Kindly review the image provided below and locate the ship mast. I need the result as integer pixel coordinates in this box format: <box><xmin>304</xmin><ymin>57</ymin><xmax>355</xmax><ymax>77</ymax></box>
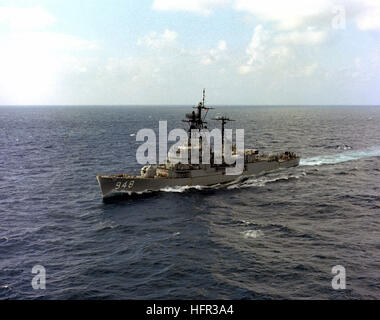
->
<box><xmin>182</xmin><ymin>88</ymin><xmax>213</xmax><ymax>133</ymax></box>
<box><xmin>202</xmin><ymin>88</ymin><xmax>205</xmax><ymax>108</ymax></box>
<box><xmin>212</xmin><ymin>116</ymin><xmax>235</xmax><ymax>163</ymax></box>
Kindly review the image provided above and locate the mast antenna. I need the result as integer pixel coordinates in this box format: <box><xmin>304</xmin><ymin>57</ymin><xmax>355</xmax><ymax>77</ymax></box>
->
<box><xmin>212</xmin><ymin>116</ymin><xmax>235</xmax><ymax>162</ymax></box>
<box><xmin>182</xmin><ymin>88</ymin><xmax>213</xmax><ymax>132</ymax></box>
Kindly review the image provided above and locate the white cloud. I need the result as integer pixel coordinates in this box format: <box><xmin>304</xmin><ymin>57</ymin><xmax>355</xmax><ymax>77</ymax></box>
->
<box><xmin>0</xmin><ymin>7</ymin><xmax>56</xmax><ymax>29</ymax></box>
<box><xmin>0</xmin><ymin>21</ymin><xmax>99</xmax><ymax>104</ymax></box>
<box><xmin>274</xmin><ymin>28</ymin><xmax>327</xmax><ymax>45</ymax></box>
<box><xmin>201</xmin><ymin>40</ymin><xmax>227</xmax><ymax>65</ymax></box>
<box><xmin>234</xmin><ymin>0</ymin><xmax>331</xmax><ymax>30</ymax></box>
<box><xmin>302</xmin><ymin>62</ymin><xmax>318</xmax><ymax>76</ymax></box>
<box><xmin>238</xmin><ymin>25</ymin><xmax>270</xmax><ymax>74</ymax></box>
<box><xmin>152</xmin><ymin>0</ymin><xmax>332</xmax><ymax>27</ymax></box>
<box><xmin>2</xmin><ymin>32</ymin><xmax>99</xmax><ymax>52</ymax></box>
<box><xmin>137</xmin><ymin>29</ymin><xmax>178</xmax><ymax>49</ymax></box>
<box><xmin>152</xmin><ymin>0</ymin><xmax>231</xmax><ymax>16</ymax></box>
<box><xmin>238</xmin><ymin>24</ymin><xmax>323</xmax><ymax>77</ymax></box>
<box><xmin>217</xmin><ymin>40</ymin><xmax>227</xmax><ymax>51</ymax></box>
<box><xmin>152</xmin><ymin>0</ymin><xmax>380</xmax><ymax>31</ymax></box>
<box><xmin>245</xmin><ymin>25</ymin><xmax>269</xmax><ymax>65</ymax></box>
<box><xmin>237</xmin><ymin>65</ymin><xmax>251</xmax><ymax>75</ymax></box>
<box><xmin>353</xmin><ymin>0</ymin><xmax>380</xmax><ymax>30</ymax></box>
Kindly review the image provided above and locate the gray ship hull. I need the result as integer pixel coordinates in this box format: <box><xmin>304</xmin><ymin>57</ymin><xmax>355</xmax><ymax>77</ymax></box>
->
<box><xmin>97</xmin><ymin>158</ymin><xmax>300</xmax><ymax>200</ymax></box>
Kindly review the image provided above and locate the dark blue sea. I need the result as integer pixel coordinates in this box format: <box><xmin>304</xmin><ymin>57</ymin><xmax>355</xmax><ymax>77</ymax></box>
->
<box><xmin>1</xmin><ymin>105</ymin><xmax>380</xmax><ymax>299</ymax></box>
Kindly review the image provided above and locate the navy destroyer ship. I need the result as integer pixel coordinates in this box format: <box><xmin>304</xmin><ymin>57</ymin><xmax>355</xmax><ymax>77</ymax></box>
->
<box><xmin>97</xmin><ymin>90</ymin><xmax>300</xmax><ymax>199</ymax></box>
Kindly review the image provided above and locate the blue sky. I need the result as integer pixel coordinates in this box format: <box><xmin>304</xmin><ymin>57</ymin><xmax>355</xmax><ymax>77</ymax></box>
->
<box><xmin>0</xmin><ymin>0</ymin><xmax>379</xmax><ymax>105</ymax></box>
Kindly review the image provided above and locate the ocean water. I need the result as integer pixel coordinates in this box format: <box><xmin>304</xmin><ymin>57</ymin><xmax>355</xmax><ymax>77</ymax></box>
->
<box><xmin>0</xmin><ymin>105</ymin><xmax>380</xmax><ymax>299</ymax></box>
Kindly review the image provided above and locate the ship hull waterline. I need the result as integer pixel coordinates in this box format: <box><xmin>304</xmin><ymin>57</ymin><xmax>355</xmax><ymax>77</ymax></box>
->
<box><xmin>97</xmin><ymin>158</ymin><xmax>300</xmax><ymax>200</ymax></box>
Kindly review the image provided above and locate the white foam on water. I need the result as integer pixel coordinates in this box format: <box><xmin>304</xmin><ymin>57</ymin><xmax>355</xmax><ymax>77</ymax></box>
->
<box><xmin>160</xmin><ymin>185</ymin><xmax>205</xmax><ymax>193</ymax></box>
<box><xmin>239</xmin><ymin>220</ymin><xmax>254</xmax><ymax>226</ymax></box>
<box><xmin>159</xmin><ymin>173</ymin><xmax>301</xmax><ymax>193</ymax></box>
<box><xmin>227</xmin><ymin>171</ymin><xmax>305</xmax><ymax>190</ymax></box>
<box><xmin>300</xmin><ymin>147</ymin><xmax>380</xmax><ymax>166</ymax></box>
<box><xmin>242</xmin><ymin>229</ymin><xmax>264</xmax><ymax>239</ymax></box>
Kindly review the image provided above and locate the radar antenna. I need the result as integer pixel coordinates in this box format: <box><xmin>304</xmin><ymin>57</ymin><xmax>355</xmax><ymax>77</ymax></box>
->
<box><xmin>182</xmin><ymin>89</ymin><xmax>214</xmax><ymax>133</ymax></box>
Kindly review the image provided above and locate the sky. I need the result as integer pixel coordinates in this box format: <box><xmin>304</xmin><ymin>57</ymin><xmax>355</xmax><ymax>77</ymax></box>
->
<box><xmin>0</xmin><ymin>0</ymin><xmax>379</xmax><ymax>105</ymax></box>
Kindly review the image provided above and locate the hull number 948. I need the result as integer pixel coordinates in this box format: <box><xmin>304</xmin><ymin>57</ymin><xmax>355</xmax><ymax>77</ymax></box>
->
<box><xmin>115</xmin><ymin>180</ymin><xmax>134</xmax><ymax>190</ymax></box>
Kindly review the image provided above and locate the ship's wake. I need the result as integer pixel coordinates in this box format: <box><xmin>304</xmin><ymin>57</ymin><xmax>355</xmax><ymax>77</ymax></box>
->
<box><xmin>300</xmin><ymin>146</ymin><xmax>380</xmax><ymax>166</ymax></box>
<box><xmin>226</xmin><ymin>171</ymin><xmax>306</xmax><ymax>189</ymax></box>
<box><xmin>159</xmin><ymin>170</ymin><xmax>306</xmax><ymax>193</ymax></box>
